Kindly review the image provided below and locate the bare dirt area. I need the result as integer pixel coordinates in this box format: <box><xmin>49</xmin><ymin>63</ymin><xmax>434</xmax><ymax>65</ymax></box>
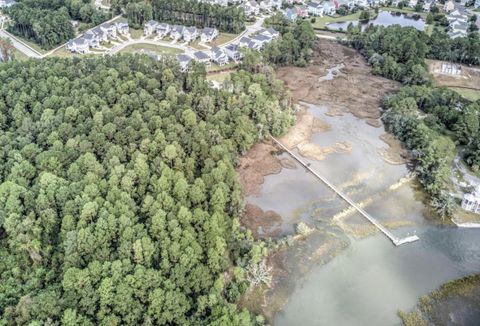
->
<box><xmin>277</xmin><ymin>40</ymin><xmax>399</xmax><ymax>120</ymax></box>
<box><xmin>427</xmin><ymin>59</ymin><xmax>480</xmax><ymax>90</ymax></box>
<box><xmin>242</xmin><ymin>204</ymin><xmax>283</xmax><ymax>239</ymax></box>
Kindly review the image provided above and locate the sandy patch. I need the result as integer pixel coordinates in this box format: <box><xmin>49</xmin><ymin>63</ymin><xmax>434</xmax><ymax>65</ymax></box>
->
<box><xmin>377</xmin><ymin>133</ymin><xmax>410</xmax><ymax>165</ymax></box>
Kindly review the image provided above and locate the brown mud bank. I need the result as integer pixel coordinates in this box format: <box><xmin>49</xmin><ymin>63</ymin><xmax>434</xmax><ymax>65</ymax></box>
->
<box><xmin>276</xmin><ymin>40</ymin><xmax>399</xmax><ymax>120</ymax></box>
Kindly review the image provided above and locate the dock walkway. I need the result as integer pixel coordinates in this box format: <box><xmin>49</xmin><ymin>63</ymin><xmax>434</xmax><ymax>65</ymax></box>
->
<box><xmin>271</xmin><ymin>137</ymin><xmax>419</xmax><ymax>246</ymax></box>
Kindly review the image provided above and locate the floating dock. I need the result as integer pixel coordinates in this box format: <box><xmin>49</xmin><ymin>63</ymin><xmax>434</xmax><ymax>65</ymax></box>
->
<box><xmin>271</xmin><ymin>136</ymin><xmax>419</xmax><ymax>246</ymax></box>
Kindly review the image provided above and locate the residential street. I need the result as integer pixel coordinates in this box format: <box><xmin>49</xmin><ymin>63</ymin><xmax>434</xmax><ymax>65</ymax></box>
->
<box><xmin>0</xmin><ymin>29</ymin><xmax>42</xmax><ymax>58</ymax></box>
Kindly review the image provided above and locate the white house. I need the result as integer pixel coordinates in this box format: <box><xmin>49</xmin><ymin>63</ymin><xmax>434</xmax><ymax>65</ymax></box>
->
<box><xmin>156</xmin><ymin>23</ymin><xmax>171</xmax><ymax>38</ymax></box>
<box><xmin>201</xmin><ymin>27</ymin><xmax>219</xmax><ymax>43</ymax></box>
<box><xmin>193</xmin><ymin>50</ymin><xmax>211</xmax><ymax>65</ymax></box>
<box><xmin>210</xmin><ymin>47</ymin><xmax>229</xmax><ymax>66</ymax></box>
<box><xmin>177</xmin><ymin>54</ymin><xmax>193</xmax><ymax>72</ymax></box>
<box><xmin>0</xmin><ymin>0</ymin><xmax>15</xmax><ymax>7</ymax></box>
<box><xmin>66</xmin><ymin>38</ymin><xmax>90</xmax><ymax>54</ymax></box>
<box><xmin>307</xmin><ymin>2</ymin><xmax>325</xmax><ymax>16</ymax></box>
<box><xmin>258</xmin><ymin>27</ymin><xmax>280</xmax><ymax>39</ymax></box>
<box><xmin>408</xmin><ymin>0</ymin><xmax>418</xmax><ymax>8</ymax></box>
<box><xmin>251</xmin><ymin>33</ymin><xmax>272</xmax><ymax>48</ymax></box>
<box><xmin>89</xmin><ymin>27</ymin><xmax>108</xmax><ymax>43</ymax></box>
<box><xmin>323</xmin><ymin>2</ymin><xmax>336</xmax><ymax>16</ymax></box>
<box><xmin>461</xmin><ymin>187</ymin><xmax>480</xmax><ymax>214</ymax></box>
<box><xmin>100</xmin><ymin>23</ymin><xmax>117</xmax><ymax>39</ymax></box>
<box><xmin>224</xmin><ymin>43</ymin><xmax>242</xmax><ymax>61</ymax></box>
<box><xmin>242</xmin><ymin>0</ymin><xmax>260</xmax><ymax>16</ymax></box>
<box><xmin>183</xmin><ymin>26</ymin><xmax>199</xmax><ymax>43</ymax></box>
<box><xmin>116</xmin><ymin>22</ymin><xmax>130</xmax><ymax>35</ymax></box>
<box><xmin>170</xmin><ymin>25</ymin><xmax>185</xmax><ymax>40</ymax></box>
<box><xmin>444</xmin><ymin>0</ymin><xmax>455</xmax><ymax>12</ymax></box>
<box><xmin>475</xmin><ymin>0</ymin><xmax>480</xmax><ymax>9</ymax></box>
<box><xmin>144</xmin><ymin>20</ymin><xmax>158</xmax><ymax>36</ymax></box>
<box><xmin>83</xmin><ymin>33</ymin><xmax>100</xmax><ymax>48</ymax></box>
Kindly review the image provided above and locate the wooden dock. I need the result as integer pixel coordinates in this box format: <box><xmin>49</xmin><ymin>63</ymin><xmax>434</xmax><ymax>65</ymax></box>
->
<box><xmin>271</xmin><ymin>137</ymin><xmax>419</xmax><ymax>246</ymax></box>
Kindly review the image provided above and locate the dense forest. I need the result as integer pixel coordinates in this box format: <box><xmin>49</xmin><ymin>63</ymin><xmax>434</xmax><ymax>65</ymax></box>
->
<box><xmin>0</xmin><ymin>55</ymin><xmax>294</xmax><ymax>324</ymax></box>
<box><xmin>383</xmin><ymin>86</ymin><xmax>480</xmax><ymax>217</ymax></box>
<box><xmin>262</xmin><ymin>14</ymin><xmax>317</xmax><ymax>67</ymax></box>
<box><xmin>347</xmin><ymin>25</ymin><xmax>480</xmax><ymax>85</ymax></box>
<box><xmin>347</xmin><ymin>24</ymin><xmax>480</xmax><ymax>216</ymax></box>
<box><xmin>120</xmin><ymin>0</ymin><xmax>245</xmax><ymax>33</ymax></box>
<box><xmin>6</xmin><ymin>0</ymin><xmax>110</xmax><ymax>49</ymax></box>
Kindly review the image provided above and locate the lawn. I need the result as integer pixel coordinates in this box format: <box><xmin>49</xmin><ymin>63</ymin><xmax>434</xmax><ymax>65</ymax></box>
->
<box><xmin>207</xmin><ymin>62</ymin><xmax>237</xmax><ymax>72</ymax></box>
<box><xmin>207</xmin><ymin>71</ymin><xmax>233</xmax><ymax>83</ymax></box>
<box><xmin>130</xmin><ymin>28</ymin><xmax>144</xmax><ymax>39</ymax></box>
<box><xmin>450</xmin><ymin>87</ymin><xmax>480</xmax><ymax>102</ymax></box>
<box><xmin>12</xmin><ymin>49</ymin><xmax>29</xmax><ymax>61</ymax></box>
<box><xmin>312</xmin><ymin>11</ymin><xmax>365</xmax><ymax>29</ymax></box>
<box><xmin>118</xmin><ymin>43</ymin><xmax>182</xmax><ymax>56</ymax></box>
<box><xmin>209</xmin><ymin>33</ymin><xmax>238</xmax><ymax>47</ymax></box>
<box><xmin>380</xmin><ymin>6</ymin><xmax>427</xmax><ymax>17</ymax></box>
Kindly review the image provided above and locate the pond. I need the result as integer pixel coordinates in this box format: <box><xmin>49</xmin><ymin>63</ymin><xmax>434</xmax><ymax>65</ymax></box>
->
<box><xmin>326</xmin><ymin>11</ymin><xmax>425</xmax><ymax>31</ymax></box>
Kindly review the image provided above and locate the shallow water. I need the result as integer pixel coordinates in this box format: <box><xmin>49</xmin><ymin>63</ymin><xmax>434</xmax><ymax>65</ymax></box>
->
<box><xmin>246</xmin><ymin>103</ymin><xmax>480</xmax><ymax>325</ymax></box>
<box><xmin>275</xmin><ymin>227</ymin><xmax>480</xmax><ymax>326</ymax></box>
<box><xmin>327</xmin><ymin>11</ymin><xmax>425</xmax><ymax>31</ymax></box>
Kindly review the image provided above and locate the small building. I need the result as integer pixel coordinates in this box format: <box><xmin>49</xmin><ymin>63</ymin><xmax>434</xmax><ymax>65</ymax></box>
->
<box><xmin>461</xmin><ymin>187</ymin><xmax>480</xmax><ymax>214</ymax></box>
<box><xmin>193</xmin><ymin>50</ymin><xmax>211</xmax><ymax>65</ymax></box>
<box><xmin>307</xmin><ymin>2</ymin><xmax>325</xmax><ymax>16</ymax></box>
<box><xmin>475</xmin><ymin>0</ymin><xmax>480</xmax><ymax>9</ymax></box>
<box><xmin>116</xmin><ymin>22</ymin><xmax>130</xmax><ymax>35</ymax></box>
<box><xmin>177</xmin><ymin>54</ymin><xmax>193</xmax><ymax>72</ymax></box>
<box><xmin>258</xmin><ymin>27</ymin><xmax>280</xmax><ymax>39</ymax></box>
<box><xmin>66</xmin><ymin>38</ymin><xmax>90</xmax><ymax>53</ymax></box>
<box><xmin>83</xmin><ymin>33</ymin><xmax>101</xmax><ymax>48</ymax></box>
<box><xmin>323</xmin><ymin>2</ymin><xmax>336</xmax><ymax>16</ymax></box>
<box><xmin>224</xmin><ymin>43</ymin><xmax>242</xmax><ymax>61</ymax></box>
<box><xmin>170</xmin><ymin>25</ymin><xmax>185</xmax><ymax>40</ymax></box>
<box><xmin>89</xmin><ymin>27</ymin><xmax>108</xmax><ymax>43</ymax></box>
<box><xmin>444</xmin><ymin>0</ymin><xmax>454</xmax><ymax>12</ymax></box>
<box><xmin>251</xmin><ymin>33</ymin><xmax>272</xmax><ymax>48</ymax></box>
<box><xmin>200</xmin><ymin>27</ymin><xmax>219</xmax><ymax>43</ymax></box>
<box><xmin>100</xmin><ymin>23</ymin><xmax>117</xmax><ymax>39</ymax></box>
<box><xmin>144</xmin><ymin>20</ymin><xmax>158</xmax><ymax>36</ymax></box>
<box><xmin>242</xmin><ymin>0</ymin><xmax>261</xmax><ymax>16</ymax></box>
<box><xmin>156</xmin><ymin>23</ymin><xmax>171</xmax><ymax>38</ymax></box>
<box><xmin>284</xmin><ymin>8</ymin><xmax>298</xmax><ymax>21</ymax></box>
<box><xmin>183</xmin><ymin>26</ymin><xmax>199</xmax><ymax>43</ymax></box>
<box><xmin>210</xmin><ymin>47</ymin><xmax>229</xmax><ymax>66</ymax></box>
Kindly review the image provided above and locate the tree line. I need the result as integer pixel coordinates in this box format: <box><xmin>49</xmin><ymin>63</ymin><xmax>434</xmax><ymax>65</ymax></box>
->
<box><xmin>121</xmin><ymin>0</ymin><xmax>246</xmax><ymax>33</ymax></box>
<box><xmin>6</xmin><ymin>0</ymin><xmax>110</xmax><ymax>49</ymax></box>
<box><xmin>0</xmin><ymin>54</ymin><xmax>294</xmax><ymax>324</ymax></box>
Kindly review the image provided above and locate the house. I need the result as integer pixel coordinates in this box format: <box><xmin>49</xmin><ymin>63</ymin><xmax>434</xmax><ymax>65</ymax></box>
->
<box><xmin>475</xmin><ymin>0</ymin><xmax>480</xmax><ymax>9</ymax></box>
<box><xmin>251</xmin><ymin>34</ymin><xmax>272</xmax><ymax>48</ymax></box>
<box><xmin>177</xmin><ymin>54</ymin><xmax>193</xmax><ymax>72</ymax></box>
<box><xmin>224</xmin><ymin>43</ymin><xmax>242</xmax><ymax>61</ymax></box>
<box><xmin>443</xmin><ymin>0</ymin><xmax>454</xmax><ymax>12</ymax></box>
<box><xmin>448</xmin><ymin>20</ymin><xmax>468</xmax><ymax>38</ymax></box>
<box><xmin>116</xmin><ymin>22</ymin><xmax>130</xmax><ymax>35</ymax></box>
<box><xmin>144</xmin><ymin>20</ymin><xmax>158</xmax><ymax>36</ymax></box>
<box><xmin>408</xmin><ymin>0</ymin><xmax>418</xmax><ymax>8</ymax></box>
<box><xmin>83</xmin><ymin>33</ymin><xmax>100</xmax><ymax>48</ymax></box>
<box><xmin>170</xmin><ymin>25</ymin><xmax>185</xmax><ymax>40</ymax></box>
<box><xmin>100</xmin><ymin>23</ymin><xmax>117</xmax><ymax>38</ymax></box>
<box><xmin>200</xmin><ymin>27</ymin><xmax>219</xmax><ymax>43</ymax></box>
<box><xmin>258</xmin><ymin>27</ymin><xmax>280</xmax><ymax>39</ymax></box>
<box><xmin>66</xmin><ymin>38</ymin><xmax>89</xmax><ymax>54</ymax></box>
<box><xmin>0</xmin><ymin>0</ymin><xmax>15</xmax><ymax>7</ymax></box>
<box><xmin>89</xmin><ymin>27</ymin><xmax>108</xmax><ymax>43</ymax></box>
<box><xmin>284</xmin><ymin>8</ymin><xmax>298</xmax><ymax>20</ymax></box>
<box><xmin>156</xmin><ymin>23</ymin><xmax>171</xmax><ymax>38</ymax></box>
<box><xmin>447</xmin><ymin>10</ymin><xmax>468</xmax><ymax>24</ymax></box>
<box><xmin>242</xmin><ymin>0</ymin><xmax>260</xmax><ymax>16</ymax></box>
<box><xmin>461</xmin><ymin>187</ymin><xmax>480</xmax><ymax>214</ymax></box>
<box><xmin>423</xmin><ymin>0</ymin><xmax>432</xmax><ymax>11</ymax></box>
<box><xmin>260</xmin><ymin>0</ymin><xmax>274</xmax><ymax>11</ymax></box>
<box><xmin>210</xmin><ymin>47</ymin><xmax>229</xmax><ymax>66</ymax></box>
<box><xmin>183</xmin><ymin>26</ymin><xmax>199</xmax><ymax>42</ymax></box>
<box><xmin>193</xmin><ymin>51</ymin><xmax>211</xmax><ymax>65</ymax></box>
<box><xmin>323</xmin><ymin>2</ymin><xmax>336</xmax><ymax>15</ymax></box>
<box><xmin>295</xmin><ymin>6</ymin><xmax>310</xmax><ymax>18</ymax></box>
<box><xmin>307</xmin><ymin>2</ymin><xmax>325</xmax><ymax>16</ymax></box>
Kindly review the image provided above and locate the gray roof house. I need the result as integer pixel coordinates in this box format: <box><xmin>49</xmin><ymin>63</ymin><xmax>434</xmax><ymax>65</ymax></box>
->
<box><xmin>156</xmin><ymin>23</ymin><xmax>171</xmax><ymax>38</ymax></box>
<box><xmin>210</xmin><ymin>47</ymin><xmax>229</xmax><ymax>66</ymax></box>
<box><xmin>183</xmin><ymin>26</ymin><xmax>199</xmax><ymax>42</ymax></box>
<box><xmin>177</xmin><ymin>54</ymin><xmax>193</xmax><ymax>72</ymax></box>
<box><xmin>201</xmin><ymin>27</ymin><xmax>219</xmax><ymax>43</ymax></box>
<box><xmin>170</xmin><ymin>25</ymin><xmax>185</xmax><ymax>40</ymax></box>
<box><xmin>193</xmin><ymin>51</ymin><xmax>211</xmax><ymax>65</ymax></box>
<box><xmin>224</xmin><ymin>43</ymin><xmax>242</xmax><ymax>61</ymax></box>
<box><xmin>66</xmin><ymin>38</ymin><xmax>90</xmax><ymax>53</ymax></box>
<box><xmin>116</xmin><ymin>22</ymin><xmax>130</xmax><ymax>35</ymax></box>
<box><xmin>144</xmin><ymin>20</ymin><xmax>158</xmax><ymax>36</ymax></box>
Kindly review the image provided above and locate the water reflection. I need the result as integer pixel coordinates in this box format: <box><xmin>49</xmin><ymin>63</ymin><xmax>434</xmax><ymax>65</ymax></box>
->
<box><xmin>326</xmin><ymin>11</ymin><xmax>425</xmax><ymax>31</ymax></box>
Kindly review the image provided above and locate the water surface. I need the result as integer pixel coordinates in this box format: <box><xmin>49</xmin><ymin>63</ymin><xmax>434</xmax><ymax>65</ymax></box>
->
<box><xmin>326</xmin><ymin>11</ymin><xmax>425</xmax><ymax>31</ymax></box>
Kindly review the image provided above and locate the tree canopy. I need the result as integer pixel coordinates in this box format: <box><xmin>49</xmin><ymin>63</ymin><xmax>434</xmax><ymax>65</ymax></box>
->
<box><xmin>0</xmin><ymin>54</ymin><xmax>293</xmax><ymax>324</ymax></box>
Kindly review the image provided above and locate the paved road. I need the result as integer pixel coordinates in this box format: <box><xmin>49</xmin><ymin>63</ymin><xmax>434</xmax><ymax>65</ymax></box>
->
<box><xmin>0</xmin><ymin>29</ymin><xmax>42</xmax><ymax>58</ymax></box>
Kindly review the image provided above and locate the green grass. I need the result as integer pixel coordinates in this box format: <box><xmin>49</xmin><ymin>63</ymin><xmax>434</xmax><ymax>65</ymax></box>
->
<box><xmin>206</xmin><ymin>71</ymin><xmax>233</xmax><ymax>83</ymax></box>
<box><xmin>12</xmin><ymin>49</ymin><xmax>29</xmax><ymax>61</ymax></box>
<box><xmin>207</xmin><ymin>62</ymin><xmax>237</xmax><ymax>72</ymax></box>
<box><xmin>118</xmin><ymin>43</ymin><xmax>182</xmax><ymax>56</ymax></box>
<box><xmin>450</xmin><ymin>87</ymin><xmax>480</xmax><ymax>102</ymax></box>
<box><xmin>312</xmin><ymin>11</ymin><xmax>364</xmax><ymax>29</ymax></box>
<box><xmin>209</xmin><ymin>33</ymin><xmax>238</xmax><ymax>46</ymax></box>
<box><xmin>380</xmin><ymin>6</ymin><xmax>427</xmax><ymax>17</ymax></box>
<box><xmin>130</xmin><ymin>28</ymin><xmax>144</xmax><ymax>39</ymax></box>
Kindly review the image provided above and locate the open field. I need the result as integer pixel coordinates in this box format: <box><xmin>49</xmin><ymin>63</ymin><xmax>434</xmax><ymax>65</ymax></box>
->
<box><xmin>427</xmin><ymin>59</ymin><xmax>480</xmax><ymax>97</ymax></box>
<box><xmin>312</xmin><ymin>12</ymin><xmax>364</xmax><ymax>29</ymax></box>
<box><xmin>209</xmin><ymin>33</ymin><xmax>238</xmax><ymax>46</ymax></box>
<box><xmin>118</xmin><ymin>43</ymin><xmax>182</xmax><ymax>55</ymax></box>
<box><xmin>206</xmin><ymin>71</ymin><xmax>232</xmax><ymax>83</ymax></box>
<box><xmin>450</xmin><ymin>87</ymin><xmax>480</xmax><ymax>102</ymax></box>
